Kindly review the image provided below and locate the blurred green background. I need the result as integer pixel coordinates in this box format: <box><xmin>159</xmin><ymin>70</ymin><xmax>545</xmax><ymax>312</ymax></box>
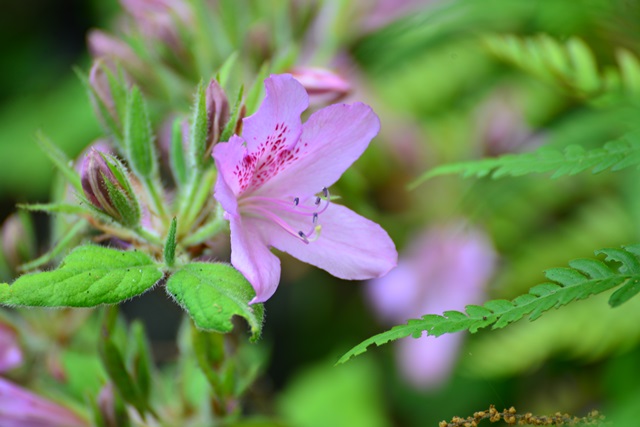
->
<box><xmin>3</xmin><ymin>0</ymin><xmax>640</xmax><ymax>426</ymax></box>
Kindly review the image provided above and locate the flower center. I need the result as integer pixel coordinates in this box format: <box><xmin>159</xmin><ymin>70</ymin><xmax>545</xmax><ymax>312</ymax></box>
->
<box><xmin>240</xmin><ymin>187</ymin><xmax>330</xmax><ymax>244</ymax></box>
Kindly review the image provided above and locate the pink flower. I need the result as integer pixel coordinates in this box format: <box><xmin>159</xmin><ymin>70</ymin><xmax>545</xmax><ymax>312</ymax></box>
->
<box><xmin>213</xmin><ymin>74</ymin><xmax>397</xmax><ymax>303</ymax></box>
<box><xmin>0</xmin><ymin>378</ymin><xmax>88</xmax><ymax>427</ymax></box>
<box><xmin>367</xmin><ymin>223</ymin><xmax>496</xmax><ymax>389</ymax></box>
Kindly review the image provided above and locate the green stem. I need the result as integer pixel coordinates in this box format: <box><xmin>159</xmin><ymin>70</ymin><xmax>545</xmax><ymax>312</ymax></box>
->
<box><xmin>143</xmin><ymin>178</ymin><xmax>169</xmax><ymax>224</ymax></box>
<box><xmin>177</xmin><ymin>166</ymin><xmax>217</xmax><ymax>236</ymax></box>
<box><xmin>182</xmin><ymin>214</ymin><xmax>228</xmax><ymax>247</ymax></box>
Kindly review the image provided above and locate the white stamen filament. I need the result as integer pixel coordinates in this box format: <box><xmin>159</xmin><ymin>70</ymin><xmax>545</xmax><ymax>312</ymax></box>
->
<box><xmin>241</xmin><ymin>188</ymin><xmax>330</xmax><ymax>244</ymax></box>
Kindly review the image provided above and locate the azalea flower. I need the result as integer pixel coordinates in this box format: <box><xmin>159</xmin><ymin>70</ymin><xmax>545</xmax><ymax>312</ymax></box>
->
<box><xmin>366</xmin><ymin>222</ymin><xmax>496</xmax><ymax>389</ymax></box>
<box><xmin>213</xmin><ymin>74</ymin><xmax>397</xmax><ymax>303</ymax></box>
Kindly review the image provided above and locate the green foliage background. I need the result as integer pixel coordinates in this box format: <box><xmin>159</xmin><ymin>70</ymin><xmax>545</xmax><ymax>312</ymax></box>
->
<box><xmin>2</xmin><ymin>0</ymin><xmax>640</xmax><ymax>426</ymax></box>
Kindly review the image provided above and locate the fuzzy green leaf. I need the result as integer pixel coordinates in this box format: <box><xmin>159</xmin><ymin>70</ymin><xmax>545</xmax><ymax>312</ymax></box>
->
<box><xmin>411</xmin><ymin>133</ymin><xmax>640</xmax><ymax>187</ymax></box>
<box><xmin>0</xmin><ymin>245</ymin><xmax>163</xmax><ymax>307</ymax></box>
<box><xmin>337</xmin><ymin>245</ymin><xmax>640</xmax><ymax>365</ymax></box>
<box><xmin>124</xmin><ymin>86</ymin><xmax>157</xmax><ymax>179</ymax></box>
<box><xmin>170</xmin><ymin>117</ymin><xmax>188</xmax><ymax>186</ymax></box>
<box><xmin>189</xmin><ymin>81</ymin><xmax>209</xmax><ymax>169</ymax></box>
<box><xmin>163</xmin><ymin>217</ymin><xmax>178</xmax><ymax>267</ymax></box>
<box><xmin>166</xmin><ymin>263</ymin><xmax>264</xmax><ymax>341</ymax></box>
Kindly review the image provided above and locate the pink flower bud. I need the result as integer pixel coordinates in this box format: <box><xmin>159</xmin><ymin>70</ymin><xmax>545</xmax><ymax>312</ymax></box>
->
<box><xmin>81</xmin><ymin>149</ymin><xmax>140</xmax><ymax>226</ymax></box>
<box><xmin>120</xmin><ymin>0</ymin><xmax>192</xmax><ymax>52</ymax></box>
<box><xmin>290</xmin><ymin>67</ymin><xmax>351</xmax><ymax>105</ymax></box>
<box><xmin>205</xmin><ymin>79</ymin><xmax>230</xmax><ymax>148</ymax></box>
<box><xmin>87</xmin><ymin>30</ymin><xmax>145</xmax><ymax>73</ymax></box>
<box><xmin>0</xmin><ymin>378</ymin><xmax>88</xmax><ymax>426</ymax></box>
<box><xmin>88</xmin><ymin>60</ymin><xmax>120</xmax><ymax>129</ymax></box>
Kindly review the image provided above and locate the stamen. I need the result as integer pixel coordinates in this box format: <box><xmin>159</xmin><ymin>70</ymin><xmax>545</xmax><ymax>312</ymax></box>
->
<box><xmin>240</xmin><ymin>186</ymin><xmax>331</xmax><ymax>245</ymax></box>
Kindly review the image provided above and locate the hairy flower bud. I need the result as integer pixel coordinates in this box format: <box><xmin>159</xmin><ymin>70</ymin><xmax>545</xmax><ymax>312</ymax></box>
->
<box><xmin>81</xmin><ymin>149</ymin><xmax>141</xmax><ymax>227</ymax></box>
<box><xmin>205</xmin><ymin>79</ymin><xmax>230</xmax><ymax>149</ymax></box>
<box><xmin>290</xmin><ymin>67</ymin><xmax>351</xmax><ymax>105</ymax></box>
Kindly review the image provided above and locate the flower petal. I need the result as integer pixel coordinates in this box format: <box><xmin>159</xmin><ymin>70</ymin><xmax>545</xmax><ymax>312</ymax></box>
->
<box><xmin>229</xmin><ymin>216</ymin><xmax>281</xmax><ymax>304</ymax></box>
<box><xmin>259</xmin><ymin>102</ymin><xmax>380</xmax><ymax>197</ymax></box>
<box><xmin>266</xmin><ymin>203</ymin><xmax>397</xmax><ymax>280</ymax></box>
<box><xmin>213</xmin><ymin>135</ymin><xmax>245</xmax><ymax>213</ymax></box>
<box><xmin>242</xmin><ymin>74</ymin><xmax>308</xmax><ymax>153</ymax></box>
<box><xmin>397</xmin><ymin>332</ymin><xmax>462</xmax><ymax>390</ymax></box>
<box><xmin>0</xmin><ymin>378</ymin><xmax>88</xmax><ymax>427</ymax></box>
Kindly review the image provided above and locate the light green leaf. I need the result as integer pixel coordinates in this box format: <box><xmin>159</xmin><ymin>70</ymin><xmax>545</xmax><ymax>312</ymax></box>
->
<box><xmin>163</xmin><ymin>217</ymin><xmax>178</xmax><ymax>267</ymax></box>
<box><xmin>35</xmin><ymin>132</ymin><xmax>83</xmax><ymax>193</ymax></box>
<box><xmin>124</xmin><ymin>86</ymin><xmax>156</xmax><ymax>180</ymax></box>
<box><xmin>166</xmin><ymin>263</ymin><xmax>264</xmax><ymax>341</ymax></box>
<box><xmin>0</xmin><ymin>245</ymin><xmax>163</xmax><ymax>307</ymax></box>
<box><xmin>337</xmin><ymin>245</ymin><xmax>640</xmax><ymax>365</ymax></box>
<box><xmin>189</xmin><ymin>80</ymin><xmax>209</xmax><ymax>169</ymax></box>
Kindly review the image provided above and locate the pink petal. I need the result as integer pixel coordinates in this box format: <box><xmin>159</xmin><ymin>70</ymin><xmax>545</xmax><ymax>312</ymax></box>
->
<box><xmin>259</xmin><ymin>102</ymin><xmax>380</xmax><ymax>197</ymax></box>
<box><xmin>229</xmin><ymin>216</ymin><xmax>281</xmax><ymax>304</ymax></box>
<box><xmin>213</xmin><ymin>135</ymin><xmax>245</xmax><ymax>213</ymax></box>
<box><xmin>366</xmin><ymin>262</ymin><xmax>420</xmax><ymax>323</ymax></box>
<box><xmin>0</xmin><ymin>378</ymin><xmax>88</xmax><ymax>427</ymax></box>
<box><xmin>397</xmin><ymin>332</ymin><xmax>463</xmax><ymax>390</ymax></box>
<box><xmin>265</xmin><ymin>203</ymin><xmax>397</xmax><ymax>281</ymax></box>
<box><xmin>241</xmin><ymin>74</ymin><xmax>308</xmax><ymax>153</ymax></box>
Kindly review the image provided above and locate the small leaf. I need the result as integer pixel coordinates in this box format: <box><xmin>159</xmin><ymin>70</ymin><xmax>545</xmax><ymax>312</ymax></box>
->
<box><xmin>189</xmin><ymin>81</ymin><xmax>209</xmax><ymax>169</ymax></box>
<box><xmin>609</xmin><ymin>279</ymin><xmax>640</xmax><ymax>307</ymax></box>
<box><xmin>36</xmin><ymin>132</ymin><xmax>83</xmax><ymax>193</ymax></box>
<box><xmin>166</xmin><ymin>263</ymin><xmax>264</xmax><ymax>341</ymax></box>
<box><xmin>125</xmin><ymin>86</ymin><xmax>157</xmax><ymax>180</ymax></box>
<box><xmin>164</xmin><ymin>217</ymin><xmax>178</xmax><ymax>267</ymax></box>
<box><xmin>0</xmin><ymin>245</ymin><xmax>163</xmax><ymax>307</ymax></box>
<box><xmin>129</xmin><ymin>321</ymin><xmax>153</xmax><ymax>401</ymax></box>
<box><xmin>219</xmin><ymin>85</ymin><xmax>244</xmax><ymax>142</ymax></box>
<box><xmin>170</xmin><ymin>117</ymin><xmax>188</xmax><ymax>186</ymax></box>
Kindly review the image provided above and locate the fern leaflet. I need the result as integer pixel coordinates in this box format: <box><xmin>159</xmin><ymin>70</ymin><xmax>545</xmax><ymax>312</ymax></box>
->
<box><xmin>410</xmin><ymin>132</ymin><xmax>640</xmax><ymax>187</ymax></box>
<box><xmin>337</xmin><ymin>245</ymin><xmax>640</xmax><ymax>365</ymax></box>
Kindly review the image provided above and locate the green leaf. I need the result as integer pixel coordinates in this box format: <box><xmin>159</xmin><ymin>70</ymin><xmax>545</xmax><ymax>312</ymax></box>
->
<box><xmin>164</xmin><ymin>217</ymin><xmax>178</xmax><ymax>267</ymax></box>
<box><xmin>166</xmin><ymin>263</ymin><xmax>264</xmax><ymax>341</ymax></box>
<box><xmin>128</xmin><ymin>321</ymin><xmax>153</xmax><ymax>402</ymax></box>
<box><xmin>411</xmin><ymin>133</ymin><xmax>640</xmax><ymax>187</ymax></box>
<box><xmin>170</xmin><ymin>117</ymin><xmax>188</xmax><ymax>186</ymax></box>
<box><xmin>337</xmin><ymin>244</ymin><xmax>640</xmax><ymax>365</ymax></box>
<box><xmin>124</xmin><ymin>86</ymin><xmax>156</xmax><ymax>180</ymax></box>
<box><xmin>100</xmin><ymin>333</ymin><xmax>149</xmax><ymax>417</ymax></box>
<box><xmin>18</xmin><ymin>202</ymin><xmax>88</xmax><ymax>215</ymax></box>
<box><xmin>189</xmin><ymin>80</ymin><xmax>209</xmax><ymax>169</ymax></box>
<box><xmin>35</xmin><ymin>132</ymin><xmax>83</xmax><ymax>193</ymax></box>
<box><xmin>220</xmin><ymin>85</ymin><xmax>244</xmax><ymax>143</ymax></box>
<box><xmin>0</xmin><ymin>245</ymin><xmax>163</xmax><ymax>307</ymax></box>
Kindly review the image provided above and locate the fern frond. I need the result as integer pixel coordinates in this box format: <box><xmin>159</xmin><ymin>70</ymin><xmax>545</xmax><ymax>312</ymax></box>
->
<box><xmin>410</xmin><ymin>132</ymin><xmax>640</xmax><ymax>187</ymax></box>
<box><xmin>337</xmin><ymin>245</ymin><xmax>640</xmax><ymax>365</ymax></box>
<box><xmin>485</xmin><ymin>34</ymin><xmax>640</xmax><ymax>97</ymax></box>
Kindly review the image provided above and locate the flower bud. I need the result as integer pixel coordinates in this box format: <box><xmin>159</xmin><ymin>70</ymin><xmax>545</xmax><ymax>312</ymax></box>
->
<box><xmin>81</xmin><ymin>149</ymin><xmax>141</xmax><ymax>227</ymax></box>
<box><xmin>88</xmin><ymin>60</ymin><xmax>127</xmax><ymax>136</ymax></box>
<box><xmin>121</xmin><ymin>0</ymin><xmax>193</xmax><ymax>52</ymax></box>
<box><xmin>290</xmin><ymin>67</ymin><xmax>351</xmax><ymax>105</ymax></box>
<box><xmin>205</xmin><ymin>79</ymin><xmax>230</xmax><ymax>150</ymax></box>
